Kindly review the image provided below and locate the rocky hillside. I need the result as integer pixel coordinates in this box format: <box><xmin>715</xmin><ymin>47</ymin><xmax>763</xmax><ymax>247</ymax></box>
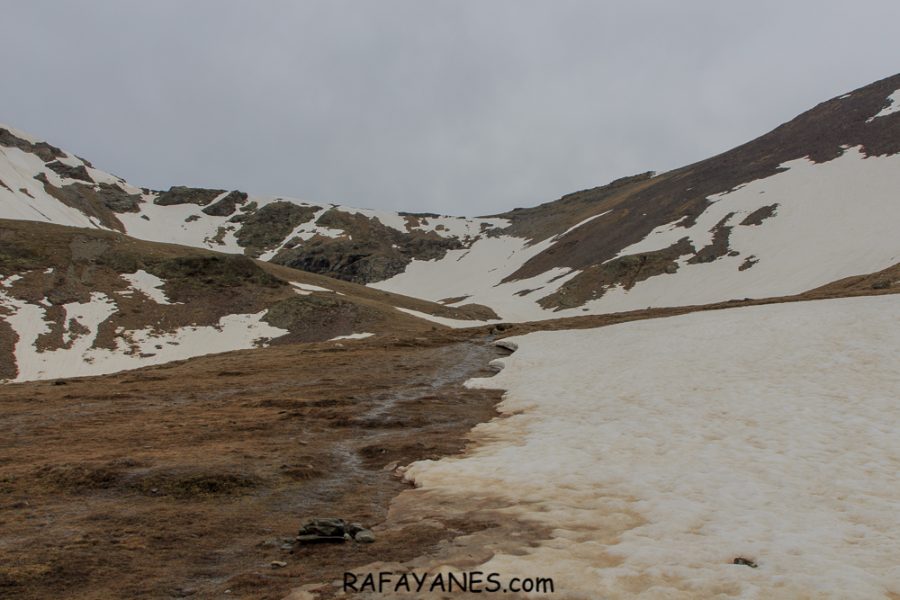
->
<box><xmin>2</xmin><ymin>74</ymin><xmax>900</xmax><ymax>322</ymax></box>
<box><xmin>0</xmin><ymin>124</ymin><xmax>505</xmax><ymax>284</ymax></box>
<box><xmin>0</xmin><ymin>219</ymin><xmax>495</xmax><ymax>382</ymax></box>
<box><xmin>372</xmin><ymin>73</ymin><xmax>900</xmax><ymax>318</ymax></box>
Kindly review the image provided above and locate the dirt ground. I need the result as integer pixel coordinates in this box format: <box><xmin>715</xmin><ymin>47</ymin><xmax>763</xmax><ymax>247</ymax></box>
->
<box><xmin>1</xmin><ymin>267</ymin><xmax>896</xmax><ymax>599</ymax></box>
<box><xmin>0</xmin><ymin>331</ymin><xmax>506</xmax><ymax>599</ymax></box>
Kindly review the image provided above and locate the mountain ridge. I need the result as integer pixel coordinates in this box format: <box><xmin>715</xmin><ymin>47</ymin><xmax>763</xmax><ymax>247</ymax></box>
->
<box><xmin>2</xmin><ymin>72</ymin><xmax>900</xmax><ymax>326</ymax></box>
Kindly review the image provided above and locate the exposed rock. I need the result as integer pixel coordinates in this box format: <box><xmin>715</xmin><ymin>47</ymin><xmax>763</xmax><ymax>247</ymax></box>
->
<box><xmin>740</xmin><ymin>203</ymin><xmax>779</xmax><ymax>226</ymax></box>
<box><xmin>353</xmin><ymin>529</ymin><xmax>375</xmax><ymax>543</ymax></box>
<box><xmin>688</xmin><ymin>213</ymin><xmax>735</xmax><ymax>264</ymax></box>
<box><xmin>95</xmin><ymin>182</ymin><xmax>142</xmax><ymax>213</ymax></box>
<box><xmin>439</xmin><ymin>295</ymin><xmax>470</xmax><ymax>304</ymax></box>
<box><xmin>733</xmin><ymin>557</ymin><xmax>758</xmax><ymax>568</ymax></box>
<box><xmin>32</xmin><ymin>173</ymin><xmax>126</xmax><ymax>230</ymax></box>
<box><xmin>171</xmin><ymin>587</ymin><xmax>197</xmax><ymax>597</ymax></box>
<box><xmin>274</xmin><ymin>238</ymin><xmax>409</xmax><ymax>283</ymax></box>
<box><xmin>154</xmin><ymin>186</ymin><xmax>226</xmax><ymax>207</ymax></box>
<box><xmin>297</xmin><ymin>518</ymin><xmax>349</xmax><ymax>544</ymax></box>
<box><xmin>0</xmin><ymin>127</ymin><xmax>65</xmax><ymax>162</ymax></box>
<box><xmin>272</xmin><ymin>208</ymin><xmax>462</xmax><ymax>284</ymax></box>
<box><xmin>45</xmin><ymin>160</ymin><xmax>93</xmax><ymax>183</ymax></box>
<box><xmin>296</xmin><ymin>518</ymin><xmax>375</xmax><ymax>544</ymax></box>
<box><xmin>739</xmin><ymin>255</ymin><xmax>759</xmax><ymax>271</ymax></box>
<box><xmin>538</xmin><ymin>237</ymin><xmax>694</xmax><ymax>310</ymax></box>
<box><xmin>202</xmin><ymin>190</ymin><xmax>249</xmax><ymax>217</ymax></box>
<box><xmin>234</xmin><ymin>201</ymin><xmax>320</xmax><ymax>256</ymax></box>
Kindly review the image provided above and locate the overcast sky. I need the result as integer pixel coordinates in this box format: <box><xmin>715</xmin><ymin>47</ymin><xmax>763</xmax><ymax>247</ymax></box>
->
<box><xmin>3</xmin><ymin>1</ymin><xmax>900</xmax><ymax>215</ymax></box>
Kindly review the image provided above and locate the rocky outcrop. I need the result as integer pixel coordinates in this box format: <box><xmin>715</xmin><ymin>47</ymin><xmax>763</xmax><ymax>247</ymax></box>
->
<box><xmin>154</xmin><ymin>186</ymin><xmax>226</xmax><ymax>207</ymax></box>
<box><xmin>32</xmin><ymin>173</ymin><xmax>127</xmax><ymax>231</ymax></box>
<box><xmin>740</xmin><ymin>204</ymin><xmax>779</xmax><ymax>226</ymax></box>
<box><xmin>97</xmin><ymin>182</ymin><xmax>142</xmax><ymax>213</ymax></box>
<box><xmin>45</xmin><ymin>160</ymin><xmax>93</xmax><ymax>183</ymax></box>
<box><xmin>538</xmin><ymin>238</ymin><xmax>695</xmax><ymax>310</ymax></box>
<box><xmin>201</xmin><ymin>190</ymin><xmax>248</xmax><ymax>217</ymax></box>
<box><xmin>272</xmin><ymin>208</ymin><xmax>462</xmax><ymax>283</ymax></box>
<box><xmin>234</xmin><ymin>200</ymin><xmax>320</xmax><ymax>256</ymax></box>
<box><xmin>688</xmin><ymin>213</ymin><xmax>736</xmax><ymax>264</ymax></box>
<box><xmin>0</xmin><ymin>127</ymin><xmax>65</xmax><ymax>162</ymax></box>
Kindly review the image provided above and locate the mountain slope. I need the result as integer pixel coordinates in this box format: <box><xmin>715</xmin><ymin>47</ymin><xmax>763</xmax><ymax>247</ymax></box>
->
<box><xmin>0</xmin><ymin>219</ymin><xmax>493</xmax><ymax>382</ymax></box>
<box><xmin>2</xmin><ymin>74</ymin><xmax>900</xmax><ymax>322</ymax></box>
<box><xmin>372</xmin><ymin>73</ymin><xmax>900</xmax><ymax>318</ymax></box>
<box><xmin>0</xmin><ymin>123</ymin><xmax>506</xmax><ymax>284</ymax></box>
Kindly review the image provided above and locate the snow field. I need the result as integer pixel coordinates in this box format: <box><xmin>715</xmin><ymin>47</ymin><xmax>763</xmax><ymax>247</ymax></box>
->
<box><xmin>404</xmin><ymin>295</ymin><xmax>900</xmax><ymax>598</ymax></box>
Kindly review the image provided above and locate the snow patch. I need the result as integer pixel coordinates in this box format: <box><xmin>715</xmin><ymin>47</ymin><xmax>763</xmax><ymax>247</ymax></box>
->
<box><xmin>329</xmin><ymin>332</ymin><xmax>374</xmax><ymax>341</ymax></box>
<box><xmin>120</xmin><ymin>270</ymin><xmax>178</xmax><ymax>305</ymax></box>
<box><xmin>290</xmin><ymin>281</ymin><xmax>334</xmax><ymax>293</ymax></box>
<box><xmin>1</xmin><ymin>274</ymin><xmax>23</xmax><ymax>288</ymax></box>
<box><xmin>395</xmin><ymin>307</ymin><xmax>495</xmax><ymax>328</ymax></box>
<box><xmin>867</xmin><ymin>89</ymin><xmax>900</xmax><ymax>121</ymax></box>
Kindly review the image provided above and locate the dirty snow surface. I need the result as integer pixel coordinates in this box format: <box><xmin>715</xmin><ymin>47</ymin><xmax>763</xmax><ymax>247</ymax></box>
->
<box><xmin>405</xmin><ymin>295</ymin><xmax>900</xmax><ymax>598</ymax></box>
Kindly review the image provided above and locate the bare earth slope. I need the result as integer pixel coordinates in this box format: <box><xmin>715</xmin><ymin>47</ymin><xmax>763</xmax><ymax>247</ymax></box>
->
<box><xmin>0</xmin><ymin>219</ymin><xmax>493</xmax><ymax>382</ymax></box>
<box><xmin>1</xmin><ymin>275</ymin><xmax>897</xmax><ymax>599</ymax></box>
<box><xmin>372</xmin><ymin>73</ymin><xmax>900</xmax><ymax>319</ymax></box>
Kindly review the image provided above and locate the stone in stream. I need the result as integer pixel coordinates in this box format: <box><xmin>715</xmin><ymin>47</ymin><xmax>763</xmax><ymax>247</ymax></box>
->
<box><xmin>353</xmin><ymin>529</ymin><xmax>376</xmax><ymax>543</ymax></box>
<box><xmin>297</xmin><ymin>517</ymin><xmax>348</xmax><ymax>543</ymax></box>
<box><xmin>296</xmin><ymin>518</ymin><xmax>376</xmax><ymax>544</ymax></box>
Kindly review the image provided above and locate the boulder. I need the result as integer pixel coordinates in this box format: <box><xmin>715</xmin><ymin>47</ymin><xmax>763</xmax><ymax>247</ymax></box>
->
<box><xmin>297</xmin><ymin>517</ymin><xmax>349</xmax><ymax>544</ymax></box>
<box><xmin>353</xmin><ymin>529</ymin><xmax>376</xmax><ymax>543</ymax></box>
<box><xmin>296</xmin><ymin>518</ymin><xmax>375</xmax><ymax>544</ymax></box>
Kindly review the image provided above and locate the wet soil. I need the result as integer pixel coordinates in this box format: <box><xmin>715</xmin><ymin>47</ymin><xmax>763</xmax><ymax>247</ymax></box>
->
<box><xmin>0</xmin><ymin>333</ymin><xmax>505</xmax><ymax>599</ymax></box>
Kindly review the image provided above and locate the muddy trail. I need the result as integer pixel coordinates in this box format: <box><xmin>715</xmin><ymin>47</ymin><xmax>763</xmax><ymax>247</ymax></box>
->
<box><xmin>0</xmin><ymin>334</ymin><xmax>507</xmax><ymax>599</ymax></box>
